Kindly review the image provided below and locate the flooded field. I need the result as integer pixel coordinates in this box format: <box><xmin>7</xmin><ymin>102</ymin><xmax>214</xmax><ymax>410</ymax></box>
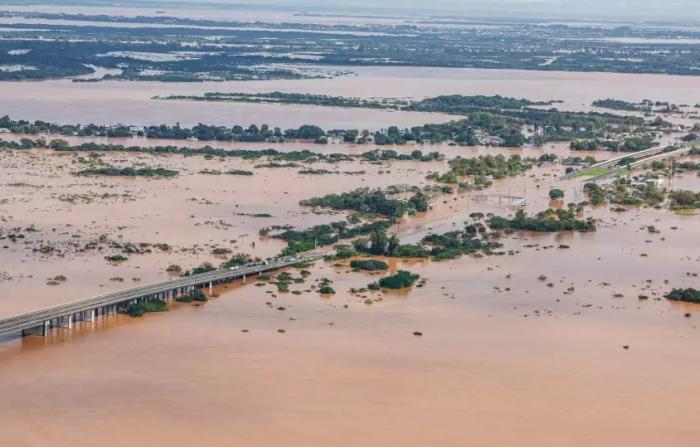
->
<box><xmin>3</xmin><ymin>67</ymin><xmax>700</xmax><ymax>129</ymax></box>
<box><xmin>0</xmin><ymin>133</ymin><xmax>699</xmax><ymax>445</ymax></box>
<box><xmin>1</xmin><ymin>8</ymin><xmax>700</xmax><ymax>441</ymax></box>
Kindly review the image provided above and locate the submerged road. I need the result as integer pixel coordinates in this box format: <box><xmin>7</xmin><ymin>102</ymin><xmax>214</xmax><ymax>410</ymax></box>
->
<box><xmin>0</xmin><ymin>253</ymin><xmax>323</xmax><ymax>338</ymax></box>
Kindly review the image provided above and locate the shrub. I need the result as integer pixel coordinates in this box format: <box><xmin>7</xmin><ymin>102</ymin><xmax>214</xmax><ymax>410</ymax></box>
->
<box><xmin>377</xmin><ymin>270</ymin><xmax>420</xmax><ymax>289</ymax></box>
<box><xmin>124</xmin><ymin>300</ymin><xmax>166</xmax><ymax>317</ymax></box>
<box><xmin>549</xmin><ymin>188</ymin><xmax>565</xmax><ymax>200</ymax></box>
<box><xmin>665</xmin><ymin>288</ymin><xmax>700</xmax><ymax>304</ymax></box>
<box><xmin>350</xmin><ymin>259</ymin><xmax>389</xmax><ymax>271</ymax></box>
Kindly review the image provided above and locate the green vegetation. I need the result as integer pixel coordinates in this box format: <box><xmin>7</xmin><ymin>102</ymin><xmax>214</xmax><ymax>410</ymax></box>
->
<box><xmin>421</xmin><ymin>229</ymin><xmax>502</xmax><ymax>260</ymax></box>
<box><xmin>0</xmin><ymin>137</ymin><xmax>449</xmax><ymax>168</ymax></box>
<box><xmin>578</xmin><ymin>167</ymin><xmax>610</xmax><ymax>177</ymax></box>
<box><xmin>180</xmin><ymin>262</ymin><xmax>217</xmax><ymax>276</ymax></box>
<box><xmin>489</xmin><ymin>209</ymin><xmax>596</xmax><ymax>232</ymax></box>
<box><xmin>570</xmin><ymin>135</ymin><xmax>656</xmax><ymax>153</ymax></box>
<box><xmin>351</xmin><ymin>225</ymin><xmax>500</xmax><ymax>261</ymax></box>
<box><xmin>227</xmin><ymin>169</ymin><xmax>253</xmax><ymax>176</ymax></box>
<box><xmin>607</xmin><ymin>180</ymin><xmax>666</xmax><ymax>206</ymax></box>
<box><xmin>584</xmin><ymin>183</ymin><xmax>606</xmax><ymax>206</ymax></box>
<box><xmin>176</xmin><ymin>289</ymin><xmax>208</xmax><ymax>303</ymax></box>
<box><xmin>549</xmin><ymin>188</ymin><xmax>565</xmax><ymax>200</ymax></box>
<box><xmin>2</xmin><ymin>12</ymin><xmax>700</xmax><ymax>83</ymax></box>
<box><xmin>332</xmin><ymin>244</ymin><xmax>357</xmax><ymax>259</ymax></box>
<box><xmin>669</xmin><ymin>190</ymin><xmax>700</xmax><ymax>210</ymax></box>
<box><xmin>163</xmin><ymin>92</ymin><xmax>555</xmax><ymax>112</ymax></box>
<box><xmin>665</xmin><ymin>288</ymin><xmax>700</xmax><ymax>304</ymax></box>
<box><xmin>152</xmin><ymin>93</ymin><xmax>656</xmax><ymax>147</ymax></box>
<box><xmin>592</xmin><ymin>99</ymin><xmax>644</xmax><ymax>111</ymax></box>
<box><xmin>274</xmin><ymin>220</ymin><xmax>393</xmax><ymax>255</ymax></box>
<box><xmin>222</xmin><ymin>253</ymin><xmax>253</xmax><ymax>268</ymax></box>
<box><xmin>124</xmin><ymin>299</ymin><xmax>167</xmax><ymax>318</ymax></box>
<box><xmin>430</xmin><ymin>154</ymin><xmax>533</xmax><ymax>186</ymax></box>
<box><xmin>0</xmin><ymin>96</ymin><xmax>654</xmax><ymax>149</ymax></box>
<box><xmin>570</xmin><ymin>139</ymin><xmax>601</xmax><ymax>151</ymax></box>
<box><xmin>361</xmin><ymin>149</ymin><xmax>442</xmax><ymax>162</ymax></box>
<box><xmin>301</xmin><ymin>188</ymin><xmax>429</xmax><ymax>218</ymax></box>
<box><xmin>593</xmin><ymin>99</ymin><xmax>680</xmax><ymax>113</ymax></box>
<box><xmin>105</xmin><ymin>254</ymin><xmax>128</xmax><ymax>262</ymax></box>
<box><xmin>375</xmin><ymin>271</ymin><xmax>420</xmax><ymax>290</ymax></box>
<box><xmin>319</xmin><ymin>285</ymin><xmax>336</xmax><ymax>294</ymax></box>
<box><xmin>350</xmin><ymin>259</ymin><xmax>389</xmax><ymax>271</ymax></box>
<box><xmin>76</xmin><ymin>167</ymin><xmax>178</xmax><ymax>177</ymax></box>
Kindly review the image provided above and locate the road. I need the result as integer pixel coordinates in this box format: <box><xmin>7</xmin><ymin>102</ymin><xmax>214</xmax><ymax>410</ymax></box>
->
<box><xmin>0</xmin><ymin>253</ymin><xmax>323</xmax><ymax>338</ymax></box>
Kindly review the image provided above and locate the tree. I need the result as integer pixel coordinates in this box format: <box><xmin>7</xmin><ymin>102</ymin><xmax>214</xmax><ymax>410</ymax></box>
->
<box><xmin>387</xmin><ymin>234</ymin><xmax>399</xmax><ymax>256</ymax></box>
<box><xmin>49</xmin><ymin>139</ymin><xmax>70</xmax><ymax>150</ymax></box>
<box><xmin>369</xmin><ymin>229</ymin><xmax>388</xmax><ymax>255</ymax></box>
<box><xmin>549</xmin><ymin>188</ymin><xmax>565</xmax><ymax>200</ymax></box>
<box><xmin>409</xmin><ymin>192</ymin><xmax>429</xmax><ymax>212</ymax></box>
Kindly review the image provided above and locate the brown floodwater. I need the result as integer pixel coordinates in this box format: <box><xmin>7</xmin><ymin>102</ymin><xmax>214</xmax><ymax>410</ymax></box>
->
<box><xmin>1</xmin><ymin>53</ymin><xmax>700</xmax><ymax>444</ymax></box>
<box><xmin>2</xmin><ymin>66</ymin><xmax>700</xmax><ymax>129</ymax></box>
<box><xmin>1</xmin><ymin>141</ymin><xmax>699</xmax><ymax>446</ymax></box>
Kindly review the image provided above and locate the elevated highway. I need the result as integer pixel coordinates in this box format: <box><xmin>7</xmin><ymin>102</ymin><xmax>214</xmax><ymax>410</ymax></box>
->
<box><xmin>562</xmin><ymin>145</ymin><xmax>677</xmax><ymax>180</ymax></box>
<box><xmin>0</xmin><ymin>253</ymin><xmax>322</xmax><ymax>338</ymax></box>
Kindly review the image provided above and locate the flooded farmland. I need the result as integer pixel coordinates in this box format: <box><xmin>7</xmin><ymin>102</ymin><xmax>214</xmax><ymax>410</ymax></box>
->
<box><xmin>1</xmin><ymin>3</ymin><xmax>700</xmax><ymax>446</ymax></box>
<box><xmin>2</xmin><ymin>67</ymin><xmax>700</xmax><ymax>129</ymax></box>
<box><xmin>0</xmin><ymin>133</ymin><xmax>699</xmax><ymax>446</ymax></box>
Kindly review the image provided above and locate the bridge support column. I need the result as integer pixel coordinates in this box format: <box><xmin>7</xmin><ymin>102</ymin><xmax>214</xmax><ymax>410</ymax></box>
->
<box><xmin>84</xmin><ymin>309</ymin><xmax>95</xmax><ymax>322</ymax></box>
<box><xmin>22</xmin><ymin>320</ymin><xmax>49</xmax><ymax>337</ymax></box>
<box><xmin>243</xmin><ymin>274</ymin><xmax>246</xmax><ymax>284</ymax></box>
<box><xmin>58</xmin><ymin>315</ymin><xmax>73</xmax><ymax>328</ymax></box>
<box><xmin>209</xmin><ymin>282</ymin><xmax>213</xmax><ymax>294</ymax></box>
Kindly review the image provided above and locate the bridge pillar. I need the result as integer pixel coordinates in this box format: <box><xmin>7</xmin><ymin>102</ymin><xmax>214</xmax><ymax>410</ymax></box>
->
<box><xmin>209</xmin><ymin>282</ymin><xmax>213</xmax><ymax>294</ymax></box>
<box><xmin>58</xmin><ymin>315</ymin><xmax>73</xmax><ymax>328</ymax></box>
<box><xmin>84</xmin><ymin>309</ymin><xmax>95</xmax><ymax>322</ymax></box>
<box><xmin>243</xmin><ymin>274</ymin><xmax>246</xmax><ymax>284</ymax></box>
<box><xmin>22</xmin><ymin>320</ymin><xmax>49</xmax><ymax>337</ymax></box>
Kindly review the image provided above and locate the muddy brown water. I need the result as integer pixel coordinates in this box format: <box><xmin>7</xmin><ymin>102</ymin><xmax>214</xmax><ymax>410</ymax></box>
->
<box><xmin>3</xmin><ymin>66</ymin><xmax>700</xmax><ymax>129</ymax></box>
<box><xmin>1</xmin><ymin>70</ymin><xmax>700</xmax><ymax>445</ymax></box>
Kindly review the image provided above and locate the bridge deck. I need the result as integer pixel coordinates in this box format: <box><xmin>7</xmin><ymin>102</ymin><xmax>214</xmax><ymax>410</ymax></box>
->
<box><xmin>588</xmin><ymin>146</ymin><xmax>692</xmax><ymax>182</ymax></box>
<box><xmin>562</xmin><ymin>145</ymin><xmax>675</xmax><ymax>179</ymax></box>
<box><xmin>0</xmin><ymin>253</ymin><xmax>322</xmax><ymax>338</ymax></box>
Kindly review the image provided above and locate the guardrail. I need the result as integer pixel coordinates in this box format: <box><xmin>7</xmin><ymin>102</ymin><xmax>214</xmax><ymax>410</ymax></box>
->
<box><xmin>562</xmin><ymin>145</ymin><xmax>674</xmax><ymax>179</ymax></box>
<box><xmin>587</xmin><ymin>146</ymin><xmax>692</xmax><ymax>182</ymax></box>
<box><xmin>0</xmin><ymin>253</ymin><xmax>323</xmax><ymax>338</ymax></box>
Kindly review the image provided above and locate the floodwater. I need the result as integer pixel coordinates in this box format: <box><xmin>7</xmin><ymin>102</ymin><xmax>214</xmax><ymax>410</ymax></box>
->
<box><xmin>1</xmin><ymin>22</ymin><xmax>700</xmax><ymax>443</ymax></box>
<box><xmin>0</xmin><ymin>139</ymin><xmax>699</xmax><ymax>446</ymax></box>
<box><xmin>2</xmin><ymin>66</ymin><xmax>700</xmax><ymax>129</ymax></box>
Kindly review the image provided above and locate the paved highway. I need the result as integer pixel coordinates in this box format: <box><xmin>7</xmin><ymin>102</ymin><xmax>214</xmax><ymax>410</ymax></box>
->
<box><xmin>0</xmin><ymin>253</ymin><xmax>322</xmax><ymax>338</ymax></box>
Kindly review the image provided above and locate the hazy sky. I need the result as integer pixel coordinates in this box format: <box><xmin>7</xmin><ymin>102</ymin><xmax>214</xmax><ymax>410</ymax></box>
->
<box><xmin>147</xmin><ymin>0</ymin><xmax>700</xmax><ymax>21</ymax></box>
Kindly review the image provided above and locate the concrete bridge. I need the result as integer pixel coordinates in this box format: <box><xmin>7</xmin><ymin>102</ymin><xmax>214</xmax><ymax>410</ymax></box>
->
<box><xmin>0</xmin><ymin>253</ymin><xmax>322</xmax><ymax>339</ymax></box>
<box><xmin>587</xmin><ymin>145</ymin><xmax>694</xmax><ymax>182</ymax></box>
<box><xmin>562</xmin><ymin>145</ymin><xmax>677</xmax><ymax>179</ymax></box>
